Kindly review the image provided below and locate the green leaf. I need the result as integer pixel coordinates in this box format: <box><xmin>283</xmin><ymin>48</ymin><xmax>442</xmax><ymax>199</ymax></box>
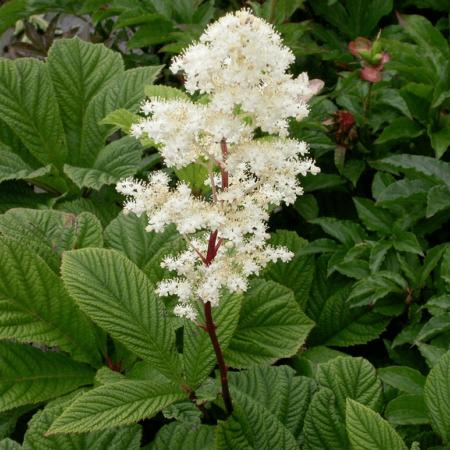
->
<box><xmin>303</xmin><ymin>388</ymin><xmax>348</xmax><ymax>450</ymax></box>
<box><xmin>224</xmin><ymin>280</ymin><xmax>314</xmax><ymax>368</ymax></box>
<box><xmin>346</xmin><ymin>399</ymin><xmax>408</xmax><ymax>450</ymax></box>
<box><xmin>80</xmin><ymin>65</ymin><xmax>163</xmax><ymax>166</ymax></box>
<box><xmin>0</xmin><ymin>237</ymin><xmax>101</xmax><ymax>366</ymax></box>
<box><xmin>375</xmin><ymin>117</ymin><xmax>423</xmax><ymax>144</ymax></box>
<box><xmin>104</xmin><ymin>214</ymin><xmax>179</xmax><ymax>269</ymax></box>
<box><xmin>316</xmin><ymin>357</ymin><xmax>383</xmax><ymax>417</ymax></box>
<box><xmin>0</xmin><ymin>147</ymin><xmax>51</xmax><ymax>184</ymax></box>
<box><xmin>61</xmin><ymin>248</ymin><xmax>182</xmax><ymax>381</ymax></box>
<box><xmin>378</xmin><ymin>366</ymin><xmax>426</xmax><ymax>395</ymax></box>
<box><xmin>353</xmin><ymin>198</ymin><xmax>393</xmax><ymax>234</ymax></box>
<box><xmin>0</xmin><ymin>341</ymin><xmax>93</xmax><ymax>413</ymax></box>
<box><xmin>416</xmin><ymin>314</ymin><xmax>450</xmax><ymax>343</ymax></box>
<box><xmin>0</xmin><ymin>209</ymin><xmax>103</xmax><ymax>272</ymax></box>
<box><xmin>348</xmin><ymin>271</ymin><xmax>407</xmax><ymax>307</ymax></box>
<box><xmin>47</xmin><ymin>38</ymin><xmax>123</xmax><ymax>165</ymax></box>
<box><xmin>428</xmin><ymin>117</ymin><xmax>450</xmax><ymax>159</ymax></box>
<box><xmin>0</xmin><ymin>438</ymin><xmax>21</xmax><ymax>450</ymax></box>
<box><xmin>392</xmin><ymin>231</ymin><xmax>423</xmax><ymax>255</ymax></box>
<box><xmin>264</xmin><ymin>230</ymin><xmax>315</xmax><ymax>307</ymax></box>
<box><xmin>376</xmin><ymin>179</ymin><xmax>431</xmax><ymax>206</ymax></box>
<box><xmin>183</xmin><ymin>292</ymin><xmax>241</xmax><ymax>389</ymax></box>
<box><xmin>311</xmin><ymin>217</ymin><xmax>367</xmax><ymax>246</ymax></box>
<box><xmin>310</xmin><ymin>0</ymin><xmax>393</xmax><ymax>38</ymax></box>
<box><xmin>148</xmin><ymin>422</ymin><xmax>215</xmax><ymax>450</ymax></box>
<box><xmin>127</xmin><ymin>17</ymin><xmax>174</xmax><ymax>48</ymax></box>
<box><xmin>175</xmin><ymin>163</ymin><xmax>209</xmax><ymax>194</ymax></box>
<box><xmin>0</xmin><ymin>58</ymin><xmax>67</xmax><ymax>167</ymax></box>
<box><xmin>426</xmin><ymin>185</ymin><xmax>450</xmax><ymax>217</ymax></box>
<box><xmin>144</xmin><ymin>85</ymin><xmax>189</xmax><ymax>101</ymax></box>
<box><xmin>48</xmin><ymin>380</ymin><xmax>185</xmax><ymax>434</ymax></box>
<box><xmin>424</xmin><ymin>350</ymin><xmax>450</xmax><ymax>442</ymax></box>
<box><xmin>309</xmin><ymin>285</ymin><xmax>389</xmax><ymax>347</ymax></box>
<box><xmin>294</xmin><ymin>194</ymin><xmax>319</xmax><ymax>220</ymax></box>
<box><xmin>228</xmin><ymin>366</ymin><xmax>315</xmax><ymax>442</ymax></box>
<box><xmin>385</xmin><ymin>394</ymin><xmax>429</xmax><ymax>425</ymax></box>
<box><xmin>23</xmin><ymin>395</ymin><xmax>142</xmax><ymax>449</ymax></box>
<box><xmin>100</xmin><ymin>109</ymin><xmax>140</xmax><ymax>134</ymax></box>
<box><xmin>0</xmin><ymin>0</ymin><xmax>26</xmax><ymax>35</ymax></box>
<box><xmin>63</xmin><ymin>136</ymin><xmax>142</xmax><ymax>190</ymax></box>
<box><xmin>376</xmin><ymin>155</ymin><xmax>450</xmax><ymax>187</ymax></box>
<box><xmin>217</xmin><ymin>390</ymin><xmax>300</xmax><ymax>450</ymax></box>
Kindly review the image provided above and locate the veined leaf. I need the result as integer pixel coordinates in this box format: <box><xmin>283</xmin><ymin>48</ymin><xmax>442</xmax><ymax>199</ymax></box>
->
<box><xmin>228</xmin><ymin>366</ymin><xmax>316</xmax><ymax>441</ymax></box>
<box><xmin>346</xmin><ymin>399</ymin><xmax>408</xmax><ymax>450</ymax></box>
<box><xmin>426</xmin><ymin>184</ymin><xmax>450</xmax><ymax>217</ymax></box>
<box><xmin>0</xmin><ymin>58</ymin><xmax>67</xmax><ymax>167</ymax></box>
<box><xmin>148</xmin><ymin>422</ymin><xmax>215</xmax><ymax>450</ymax></box>
<box><xmin>309</xmin><ymin>285</ymin><xmax>389</xmax><ymax>347</ymax></box>
<box><xmin>0</xmin><ymin>209</ymin><xmax>103</xmax><ymax>272</ymax></box>
<box><xmin>183</xmin><ymin>292</ymin><xmax>241</xmax><ymax>389</ymax></box>
<box><xmin>303</xmin><ymin>388</ymin><xmax>348</xmax><ymax>450</ymax></box>
<box><xmin>48</xmin><ymin>380</ymin><xmax>185</xmax><ymax>434</ymax></box>
<box><xmin>0</xmin><ymin>147</ymin><xmax>51</xmax><ymax>184</ymax></box>
<box><xmin>23</xmin><ymin>393</ymin><xmax>142</xmax><ymax>449</ymax></box>
<box><xmin>63</xmin><ymin>136</ymin><xmax>142</xmax><ymax>190</ymax></box>
<box><xmin>311</xmin><ymin>217</ymin><xmax>367</xmax><ymax>246</ymax></box>
<box><xmin>376</xmin><ymin>179</ymin><xmax>431</xmax><ymax>206</ymax></box>
<box><xmin>353</xmin><ymin>197</ymin><xmax>393</xmax><ymax>234</ymax></box>
<box><xmin>61</xmin><ymin>248</ymin><xmax>182</xmax><ymax>381</ymax></box>
<box><xmin>316</xmin><ymin>357</ymin><xmax>383</xmax><ymax>417</ymax></box>
<box><xmin>104</xmin><ymin>214</ymin><xmax>179</xmax><ymax>269</ymax></box>
<box><xmin>217</xmin><ymin>391</ymin><xmax>300</xmax><ymax>450</ymax></box>
<box><xmin>143</xmin><ymin>85</ymin><xmax>189</xmax><ymax>101</ymax></box>
<box><xmin>47</xmin><ymin>38</ymin><xmax>123</xmax><ymax>165</ymax></box>
<box><xmin>80</xmin><ymin>66</ymin><xmax>162</xmax><ymax>166</ymax></box>
<box><xmin>376</xmin><ymin>155</ymin><xmax>450</xmax><ymax>187</ymax></box>
<box><xmin>264</xmin><ymin>230</ymin><xmax>315</xmax><ymax>308</ymax></box>
<box><xmin>100</xmin><ymin>109</ymin><xmax>140</xmax><ymax>135</ymax></box>
<box><xmin>385</xmin><ymin>394</ymin><xmax>429</xmax><ymax>425</ymax></box>
<box><xmin>0</xmin><ymin>342</ymin><xmax>93</xmax><ymax>413</ymax></box>
<box><xmin>424</xmin><ymin>350</ymin><xmax>450</xmax><ymax>442</ymax></box>
<box><xmin>378</xmin><ymin>366</ymin><xmax>425</xmax><ymax>395</ymax></box>
<box><xmin>0</xmin><ymin>438</ymin><xmax>21</xmax><ymax>450</ymax></box>
<box><xmin>0</xmin><ymin>237</ymin><xmax>101</xmax><ymax>366</ymax></box>
<box><xmin>224</xmin><ymin>280</ymin><xmax>314</xmax><ymax>368</ymax></box>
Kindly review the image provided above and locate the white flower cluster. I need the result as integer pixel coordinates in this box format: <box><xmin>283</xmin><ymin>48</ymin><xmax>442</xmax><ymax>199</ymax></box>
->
<box><xmin>117</xmin><ymin>9</ymin><xmax>322</xmax><ymax>321</ymax></box>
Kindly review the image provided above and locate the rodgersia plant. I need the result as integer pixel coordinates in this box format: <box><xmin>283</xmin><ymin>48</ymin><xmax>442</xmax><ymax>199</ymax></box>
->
<box><xmin>117</xmin><ymin>8</ymin><xmax>322</xmax><ymax>413</ymax></box>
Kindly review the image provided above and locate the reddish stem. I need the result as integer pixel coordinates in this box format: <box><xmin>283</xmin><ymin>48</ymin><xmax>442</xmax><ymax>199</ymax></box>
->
<box><xmin>220</xmin><ymin>139</ymin><xmax>229</xmax><ymax>190</ymax></box>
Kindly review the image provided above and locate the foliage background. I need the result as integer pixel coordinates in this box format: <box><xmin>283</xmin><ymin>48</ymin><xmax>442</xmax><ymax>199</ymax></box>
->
<box><xmin>0</xmin><ymin>0</ymin><xmax>449</xmax><ymax>449</ymax></box>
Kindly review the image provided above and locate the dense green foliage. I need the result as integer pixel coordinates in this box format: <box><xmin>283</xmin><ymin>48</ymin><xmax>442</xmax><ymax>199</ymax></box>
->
<box><xmin>0</xmin><ymin>0</ymin><xmax>449</xmax><ymax>448</ymax></box>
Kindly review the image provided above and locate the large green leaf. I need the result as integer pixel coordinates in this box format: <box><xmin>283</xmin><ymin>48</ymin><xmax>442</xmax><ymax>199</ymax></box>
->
<box><xmin>23</xmin><ymin>394</ymin><xmax>141</xmax><ymax>449</ymax></box>
<box><xmin>0</xmin><ymin>209</ymin><xmax>103</xmax><ymax>272</ymax></box>
<box><xmin>61</xmin><ymin>248</ymin><xmax>182</xmax><ymax>381</ymax></box>
<box><xmin>0</xmin><ymin>438</ymin><xmax>21</xmax><ymax>450</ymax></box>
<box><xmin>424</xmin><ymin>350</ymin><xmax>450</xmax><ymax>442</ymax></box>
<box><xmin>384</xmin><ymin>394</ymin><xmax>429</xmax><ymax>426</ymax></box>
<box><xmin>316</xmin><ymin>357</ymin><xmax>383</xmax><ymax>417</ymax></box>
<box><xmin>378</xmin><ymin>366</ymin><xmax>426</xmax><ymax>395</ymax></box>
<box><xmin>47</xmin><ymin>38</ymin><xmax>123</xmax><ymax>165</ymax></box>
<box><xmin>346</xmin><ymin>399</ymin><xmax>408</xmax><ymax>450</ymax></box>
<box><xmin>217</xmin><ymin>390</ymin><xmax>300</xmax><ymax>450</ymax></box>
<box><xmin>303</xmin><ymin>388</ymin><xmax>348</xmax><ymax>450</ymax></box>
<box><xmin>308</xmin><ymin>284</ymin><xmax>389</xmax><ymax>347</ymax></box>
<box><xmin>377</xmin><ymin>155</ymin><xmax>450</xmax><ymax>187</ymax></box>
<box><xmin>63</xmin><ymin>136</ymin><xmax>142</xmax><ymax>190</ymax></box>
<box><xmin>104</xmin><ymin>214</ymin><xmax>179</xmax><ymax>269</ymax></box>
<box><xmin>148</xmin><ymin>422</ymin><xmax>215</xmax><ymax>450</ymax></box>
<box><xmin>264</xmin><ymin>230</ymin><xmax>315</xmax><ymax>308</ymax></box>
<box><xmin>0</xmin><ymin>58</ymin><xmax>67</xmax><ymax>167</ymax></box>
<box><xmin>0</xmin><ymin>342</ymin><xmax>93</xmax><ymax>413</ymax></box>
<box><xmin>310</xmin><ymin>0</ymin><xmax>392</xmax><ymax>38</ymax></box>
<box><xmin>183</xmin><ymin>292</ymin><xmax>241</xmax><ymax>389</ymax></box>
<box><xmin>79</xmin><ymin>66</ymin><xmax>162</xmax><ymax>166</ymax></box>
<box><xmin>224</xmin><ymin>280</ymin><xmax>314</xmax><ymax>368</ymax></box>
<box><xmin>0</xmin><ymin>237</ymin><xmax>101</xmax><ymax>366</ymax></box>
<box><xmin>228</xmin><ymin>366</ymin><xmax>316</xmax><ymax>442</ymax></box>
<box><xmin>48</xmin><ymin>380</ymin><xmax>185</xmax><ymax>434</ymax></box>
<box><xmin>0</xmin><ymin>147</ymin><xmax>51</xmax><ymax>184</ymax></box>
